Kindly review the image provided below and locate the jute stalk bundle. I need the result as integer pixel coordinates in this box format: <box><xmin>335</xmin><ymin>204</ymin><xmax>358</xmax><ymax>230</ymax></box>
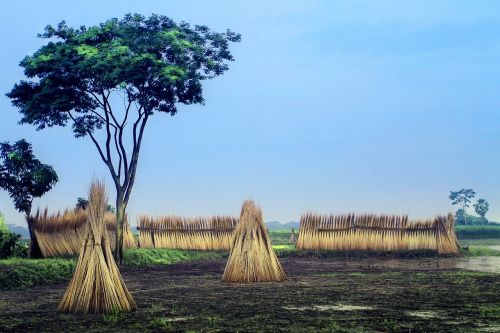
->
<box><xmin>222</xmin><ymin>200</ymin><xmax>286</xmax><ymax>282</ymax></box>
<box><xmin>296</xmin><ymin>212</ymin><xmax>459</xmax><ymax>255</ymax></box>
<box><xmin>138</xmin><ymin>215</ymin><xmax>238</xmax><ymax>250</ymax></box>
<box><xmin>32</xmin><ymin>208</ymin><xmax>136</xmax><ymax>258</ymax></box>
<box><xmin>58</xmin><ymin>181</ymin><xmax>136</xmax><ymax>313</ymax></box>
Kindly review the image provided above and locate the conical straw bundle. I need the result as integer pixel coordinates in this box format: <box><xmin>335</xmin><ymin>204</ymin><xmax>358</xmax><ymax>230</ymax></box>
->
<box><xmin>297</xmin><ymin>212</ymin><xmax>459</xmax><ymax>254</ymax></box>
<box><xmin>138</xmin><ymin>215</ymin><xmax>237</xmax><ymax>250</ymax></box>
<box><xmin>32</xmin><ymin>208</ymin><xmax>136</xmax><ymax>258</ymax></box>
<box><xmin>222</xmin><ymin>200</ymin><xmax>286</xmax><ymax>282</ymax></box>
<box><xmin>58</xmin><ymin>181</ymin><xmax>136</xmax><ymax>313</ymax></box>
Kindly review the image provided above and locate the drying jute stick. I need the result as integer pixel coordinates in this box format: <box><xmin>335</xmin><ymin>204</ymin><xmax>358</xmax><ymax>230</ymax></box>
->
<box><xmin>58</xmin><ymin>181</ymin><xmax>136</xmax><ymax>313</ymax></box>
<box><xmin>222</xmin><ymin>200</ymin><xmax>286</xmax><ymax>283</ymax></box>
<box><xmin>296</xmin><ymin>212</ymin><xmax>459</xmax><ymax>254</ymax></box>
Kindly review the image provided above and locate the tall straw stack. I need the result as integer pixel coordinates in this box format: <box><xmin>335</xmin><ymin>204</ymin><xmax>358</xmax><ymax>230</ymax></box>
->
<box><xmin>138</xmin><ymin>215</ymin><xmax>237</xmax><ymax>250</ymax></box>
<box><xmin>58</xmin><ymin>181</ymin><xmax>136</xmax><ymax>313</ymax></box>
<box><xmin>32</xmin><ymin>208</ymin><xmax>136</xmax><ymax>258</ymax></box>
<box><xmin>296</xmin><ymin>212</ymin><xmax>459</xmax><ymax>254</ymax></box>
<box><xmin>222</xmin><ymin>200</ymin><xmax>286</xmax><ymax>282</ymax></box>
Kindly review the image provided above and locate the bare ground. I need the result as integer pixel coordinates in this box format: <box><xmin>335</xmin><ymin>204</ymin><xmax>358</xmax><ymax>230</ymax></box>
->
<box><xmin>0</xmin><ymin>257</ymin><xmax>499</xmax><ymax>332</ymax></box>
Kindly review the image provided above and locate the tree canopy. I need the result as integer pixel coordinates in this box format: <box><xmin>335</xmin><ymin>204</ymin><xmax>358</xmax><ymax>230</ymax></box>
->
<box><xmin>0</xmin><ymin>139</ymin><xmax>58</xmax><ymax>216</ymax></box>
<box><xmin>8</xmin><ymin>13</ymin><xmax>241</xmax><ymax>138</ymax></box>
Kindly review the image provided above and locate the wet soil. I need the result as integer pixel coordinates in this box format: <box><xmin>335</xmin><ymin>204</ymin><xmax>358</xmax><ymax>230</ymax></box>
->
<box><xmin>0</xmin><ymin>257</ymin><xmax>499</xmax><ymax>332</ymax></box>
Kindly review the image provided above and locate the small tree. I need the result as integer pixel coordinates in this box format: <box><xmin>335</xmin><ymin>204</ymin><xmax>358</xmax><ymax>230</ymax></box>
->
<box><xmin>474</xmin><ymin>199</ymin><xmax>489</xmax><ymax>221</ymax></box>
<box><xmin>7</xmin><ymin>13</ymin><xmax>240</xmax><ymax>263</ymax></box>
<box><xmin>455</xmin><ymin>209</ymin><xmax>465</xmax><ymax>225</ymax></box>
<box><xmin>75</xmin><ymin>197</ymin><xmax>114</xmax><ymax>213</ymax></box>
<box><xmin>0</xmin><ymin>140</ymin><xmax>58</xmax><ymax>257</ymax></box>
<box><xmin>449</xmin><ymin>189</ymin><xmax>476</xmax><ymax>225</ymax></box>
<box><xmin>75</xmin><ymin>197</ymin><xmax>88</xmax><ymax>211</ymax></box>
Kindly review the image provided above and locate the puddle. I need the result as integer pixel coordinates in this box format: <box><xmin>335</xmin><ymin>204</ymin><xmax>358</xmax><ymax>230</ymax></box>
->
<box><xmin>283</xmin><ymin>304</ymin><xmax>373</xmax><ymax>311</ymax></box>
<box><xmin>455</xmin><ymin>257</ymin><xmax>500</xmax><ymax>273</ymax></box>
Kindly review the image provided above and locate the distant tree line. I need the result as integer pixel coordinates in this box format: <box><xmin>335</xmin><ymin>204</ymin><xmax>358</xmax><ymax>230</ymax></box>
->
<box><xmin>449</xmin><ymin>189</ymin><xmax>491</xmax><ymax>225</ymax></box>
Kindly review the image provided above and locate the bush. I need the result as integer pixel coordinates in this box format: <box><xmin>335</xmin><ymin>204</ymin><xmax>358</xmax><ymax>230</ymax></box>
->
<box><xmin>0</xmin><ymin>213</ymin><xmax>28</xmax><ymax>259</ymax></box>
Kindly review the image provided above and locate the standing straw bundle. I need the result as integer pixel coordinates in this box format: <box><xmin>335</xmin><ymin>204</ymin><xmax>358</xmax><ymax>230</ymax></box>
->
<box><xmin>222</xmin><ymin>200</ymin><xmax>286</xmax><ymax>282</ymax></box>
<box><xmin>58</xmin><ymin>181</ymin><xmax>136</xmax><ymax>313</ymax></box>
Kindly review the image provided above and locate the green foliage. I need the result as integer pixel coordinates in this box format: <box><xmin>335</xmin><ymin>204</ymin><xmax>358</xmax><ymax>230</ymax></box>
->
<box><xmin>7</xmin><ymin>13</ymin><xmax>241</xmax><ymax>136</ymax></box>
<box><xmin>455</xmin><ymin>210</ymin><xmax>489</xmax><ymax>225</ymax></box>
<box><xmin>75</xmin><ymin>197</ymin><xmax>115</xmax><ymax>213</ymax></box>
<box><xmin>123</xmin><ymin>248</ymin><xmax>225</xmax><ymax>268</ymax></box>
<box><xmin>455</xmin><ymin>225</ymin><xmax>500</xmax><ymax>238</ymax></box>
<box><xmin>0</xmin><ymin>248</ymin><xmax>226</xmax><ymax>289</ymax></box>
<box><xmin>449</xmin><ymin>189</ymin><xmax>476</xmax><ymax>224</ymax></box>
<box><xmin>474</xmin><ymin>198</ymin><xmax>489</xmax><ymax>218</ymax></box>
<box><xmin>0</xmin><ymin>140</ymin><xmax>58</xmax><ymax>215</ymax></box>
<box><xmin>0</xmin><ymin>258</ymin><xmax>75</xmax><ymax>289</ymax></box>
<box><xmin>0</xmin><ymin>213</ymin><xmax>28</xmax><ymax>259</ymax></box>
<box><xmin>461</xmin><ymin>246</ymin><xmax>500</xmax><ymax>257</ymax></box>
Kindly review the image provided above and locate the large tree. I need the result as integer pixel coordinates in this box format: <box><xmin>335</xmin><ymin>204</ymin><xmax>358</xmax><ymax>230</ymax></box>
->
<box><xmin>449</xmin><ymin>189</ymin><xmax>476</xmax><ymax>225</ymax></box>
<box><xmin>0</xmin><ymin>139</ymin><xmax>58</xmax><ymax>258</ymax></box>
<box><xmin>7</xmin><ymin>13</ymin><xmax>240</xmax><ymax>263</ymax></box>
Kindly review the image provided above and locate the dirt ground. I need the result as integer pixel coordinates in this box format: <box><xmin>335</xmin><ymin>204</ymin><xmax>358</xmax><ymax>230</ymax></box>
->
<box><xmin>0</xmin><ymin>257</ymin><xmax>499</xmax><ymax>333</ymax></box>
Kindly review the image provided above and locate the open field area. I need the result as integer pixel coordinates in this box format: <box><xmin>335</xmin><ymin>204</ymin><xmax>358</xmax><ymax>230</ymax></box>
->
<box><xmin>0</xmin><ymin>255</ymin><xmax>499</xmax><ymax>332</ymax></box>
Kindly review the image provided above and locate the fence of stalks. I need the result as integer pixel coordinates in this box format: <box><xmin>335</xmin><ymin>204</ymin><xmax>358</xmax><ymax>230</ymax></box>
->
<box><xmin>32</xmin><ymin>208</ymin><xmax>137</xmax><ymax>257</ymax></box>
<box><xmin>138</xmin><ymin>215</ymin><xmax>238</xmax><ymax>250</ymax></box>
<box><xmin>296</xmin><ymin>213</ymin><xmax>459</xmax><ymax>254</ymax></box>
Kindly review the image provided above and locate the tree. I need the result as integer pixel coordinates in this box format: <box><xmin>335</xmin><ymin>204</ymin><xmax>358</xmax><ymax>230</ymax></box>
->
<box><xmin>75</xmin><ymin>197</ymin><xmax>88</xmax><ymax>211</ymax></box>
<box><xmin>75</xmin><ymin>197</ymin><xmax>114</xmax><ymax>213</ymax></box>
<box><xmin>449</xmin><ymin>189</ymin><xmax>476</xmax><ymax>225</ymax></box>
<box><xmin>7</xmin><ymin>14</ymin><xmax>240</xmax><ymax>263</ymax></box>
<box><xmin>0</xmin><ymin>140</ymin><xmax>58</xmax><ymax>257</ymax></box>
<box><xmin>474</xmin><ymin>199</ymin><xmax>489</xmax><ymax>220</ymax></box>
<box><xmin>455</xmin><ymin>208</ymin><xmax>465</xmax><ymax>225</ymax></box>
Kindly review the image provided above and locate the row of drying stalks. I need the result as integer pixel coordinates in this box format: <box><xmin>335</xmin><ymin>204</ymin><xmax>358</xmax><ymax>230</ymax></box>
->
<box><xmin>31</xmin><ymin>209</ymin><xmax>460</xmax><ymax>256</ymax></box>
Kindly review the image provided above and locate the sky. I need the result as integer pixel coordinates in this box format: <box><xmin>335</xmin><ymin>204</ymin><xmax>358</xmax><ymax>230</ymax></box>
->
<box><xmin>1</xmin><ymin>0</ymin><xmax>500</xmax><ymax>227</ymax></box>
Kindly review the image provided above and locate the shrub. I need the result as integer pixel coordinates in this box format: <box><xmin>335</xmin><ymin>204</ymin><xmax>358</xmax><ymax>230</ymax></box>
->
<box><xmin>0</xmin><ymin>213</ymin><xmax>28</xmax><ymax>259</ymax></box>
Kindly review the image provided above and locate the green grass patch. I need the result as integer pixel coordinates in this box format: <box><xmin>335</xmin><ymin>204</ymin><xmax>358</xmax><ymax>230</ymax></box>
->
<box><xmin>461</xmin><ymin>246</ymin><xmax>500</xmax><ymax>257</ymax></box>
<box><xmin>0</xmin><ymin>258</ymin><xmax>75</xmax><ymax>290</ymax></box>
<box><xmin>0</xmin><ymin>249</ymin><xmax>227</xmax><ymax>290</ymax></box>
<box><xmin>123</xmin><ymin>248</ymin><xmax>226</xmax><ymax>268</ymax></box>
<box><xmin>269</xmin><ymin>230</ymin><xmax>295</xmax><ymax>245</ymax></box>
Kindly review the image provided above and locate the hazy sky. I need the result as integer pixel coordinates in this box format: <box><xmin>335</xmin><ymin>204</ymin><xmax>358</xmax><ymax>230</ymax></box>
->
<box><xmin>1</xmin><ymin>1</ymin><xmax>500</xmax><ymax>227</ymax></box>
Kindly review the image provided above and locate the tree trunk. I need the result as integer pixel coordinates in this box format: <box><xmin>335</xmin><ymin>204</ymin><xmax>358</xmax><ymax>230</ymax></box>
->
<box><xmin>115</xmin><ymin>196</ymin><xmax>127</xmax><ymax>265</ymax></box>
<box><xmin>26</xmin><ymin>215</ymin><xmax>43</xmax><ymax>258</ymax></box>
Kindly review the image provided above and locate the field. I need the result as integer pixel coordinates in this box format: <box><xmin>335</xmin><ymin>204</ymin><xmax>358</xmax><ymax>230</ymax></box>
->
<box><xmin>0</xmin><ymin>229</ymin><xmax>499</xmax><ymax>332</ymax></box>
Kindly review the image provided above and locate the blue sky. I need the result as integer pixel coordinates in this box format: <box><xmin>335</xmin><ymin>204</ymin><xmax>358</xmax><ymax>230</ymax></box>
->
<box><xmin>1</xmin><ymin>1</ymin><xmax>500</xmax><ymax>226</ymax></box>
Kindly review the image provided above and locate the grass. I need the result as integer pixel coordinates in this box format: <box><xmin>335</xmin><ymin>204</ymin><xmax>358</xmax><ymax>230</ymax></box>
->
<box><xmin>268</xmin><ymin>230</ymin><xmax>295</xmax><ymax>245</ymax></box>
<box><xmin>0</xmin><ymin>258</ymin><xmax>76</xmax><ymax>290</ymax></box>
<box><xmin>0</xmin><ymin>249</ymin><xmax>227</xmax><ymax>290</ymax></box>
<box><xmin>461</xmin><ymin>246</ymin><xmax>500</xmax><ymax>257</ymax></box>
<box><xmin>123</xmin><ymin>248</ymin><xmax>226</xmax><ymax>268</ymax></box>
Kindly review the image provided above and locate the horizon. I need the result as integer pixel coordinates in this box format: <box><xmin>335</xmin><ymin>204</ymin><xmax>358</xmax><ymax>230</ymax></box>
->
<box><xmin>2</xmin><ymin>0</ymin><xmax>500</xmax><ymax>227</ymax></box>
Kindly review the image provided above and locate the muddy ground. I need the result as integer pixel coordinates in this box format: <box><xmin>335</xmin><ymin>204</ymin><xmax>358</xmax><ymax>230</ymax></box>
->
<box><xmin>0</xmin><ymin>257</ymin><xmax>499</xmax><ymax>332</ymax></box>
